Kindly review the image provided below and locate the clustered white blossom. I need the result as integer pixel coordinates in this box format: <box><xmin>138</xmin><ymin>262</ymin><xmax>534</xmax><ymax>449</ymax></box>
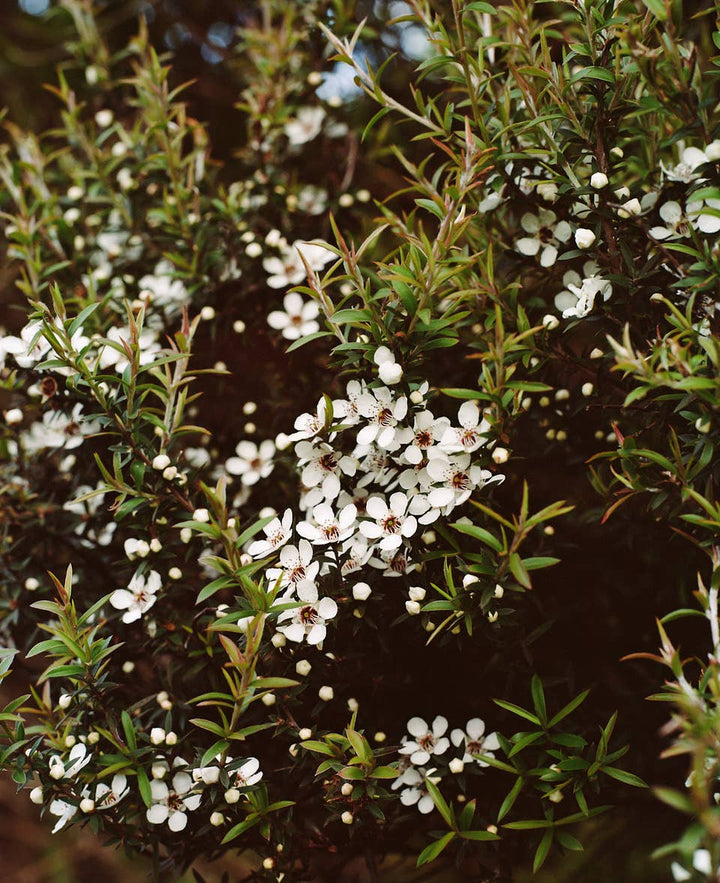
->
<box><xmin>234</xmin><ymin>376</ymin><xmax>505</xmax><ymax>648</ymax></box>
<box><xmin>393</xmin><ymin>715</ymin><xmax>500</xmax><ymax>814</ymax></box>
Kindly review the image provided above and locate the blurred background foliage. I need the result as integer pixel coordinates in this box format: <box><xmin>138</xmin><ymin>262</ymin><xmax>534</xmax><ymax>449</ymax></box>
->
<box><xmin>0</xmin><ymin>0</ymin><xmax>709</xmax><ymax>880</ymax></box>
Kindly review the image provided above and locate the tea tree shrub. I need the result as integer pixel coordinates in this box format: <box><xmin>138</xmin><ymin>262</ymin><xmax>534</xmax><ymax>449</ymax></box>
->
<box><xmin>1</xmin><ymin>0</ymin><xmax>720</xmax><ymax>880</ymax></box>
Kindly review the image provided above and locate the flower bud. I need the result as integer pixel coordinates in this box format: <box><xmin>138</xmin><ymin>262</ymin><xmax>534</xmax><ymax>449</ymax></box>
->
<box><xmin>193</xmin><ymin>508</ymin><xmax>210</xmax><ymax>523</ymax></box>
<box><xmin>318</xmin><ymin>686</ymin><xmax>334</xmax><ymax>702</ymax></box>
<box><xmin>491</xmin><ymin>447</ymin><xmax>509</xmax><ymax>465</ymax></box>
<box><xmin>574</xmin><ymin>228</ymin><xmax>596</xmax><ymax>249</ymax></box>
<box><xmin>378</xmin><ymin>361</ymin><xmax>403</xmax><ymax>385</ymax></box>
<box><xmin>295</xmin><ymin>659</ymin><xmax>312</xmax><ymax>676</ymax></box>
<box><xmin>449</xmin><ymin>758</ymin><xmax>465</xmax><ymax>774</ymax></box>
<box><xmin>152</xmin><ymin>454</ymin><xmax>171</xmax><ymax>470</ymax></box>
<box><xmin>80</xmin><ymin>798</ymin><xmax>95</xmax><ymax>813</ymax></box>
<box><xmin>341</xmin><ymin>811</ymin><xmax>354</xmax><ymax>825</ymax></box>
<box><xmin>210</xmin><ymin>811</ymin><xmax>225</xmax><ymax>826</ymax></box>
<box><xmin>542</xmin><ymin>314</ymin><xmax>559</xmax><ymax>330</ymax></box>
<box><xmin>405</xmin><ymin>600</ymin><xmax>421</xmax><ymax>616</ymax></box>
<box><xmin>590</xmin><ymin>172</ymin><xmax>609</xmax><ymax>189</ymax></box>
<box><xmin>341</xmin><ymin>782</ymin><xmax>353</xmax><ymax>796</ymax></box>
<box><xmin>150</xmin><ymin>727</ymin><xmax>166</xmax><ymax>746</ymax></box>
<box><xmin>29</xmin><ymin>786</ymin><xmax>44</xmax><ymax>805</ymax></box>
<box><xmin>352</xmin><ymin>582</ymin><xmax>372</xmax><ymax>601</ymax></box>
<box><xmin>224</xmin><ymin>788</ymin><xmax>241</xmax><ymax>804</ymax></box>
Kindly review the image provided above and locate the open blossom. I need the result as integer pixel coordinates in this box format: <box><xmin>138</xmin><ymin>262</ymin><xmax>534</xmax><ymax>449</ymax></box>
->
<box><xmin>94</xmin><ymin>774</ymin><xmax>129</xmax><ymax>809</ymax></box>
<box><xmin>648</xmin><ymin>201</ymin><xmax>691</xmax><ymax>240</ymax></box>
<box><xmin>393</xmin><ymin>766</ymin><xmax>438</xmax><ymax>814</ymax></box>
<box><xmin>294</xmin><ymin>440</ymin><xmax>356</xmax><ymax>500</ymax></box>
<box><xmin>146</xmin><ymin>769</ymin><xmax>201</xmax><ymax>832</ymax></box>
<box><xmin>229</xmin><ymin>757</ymin><xmax>263</xmax><ymax>788</ymax></box>
<box><xmin>514</xmin><ymin>209</ymin><xmax>572</xmax><ymax>266</ymax></box>
<box><xmin>297</xmin><ymin>502</ymin><xmax>357</xmax><ymax>545</ymax></box>
<box><xmin>21</xmin><ymin>404</ymin><xmax>100</xmax><ymax>454</ymax></box>
<box><xmin>267</xmin><ymin>292</ymin><xmax>320</xmax><ymax>340</ymax></box>
<box><xmin>110</xmin><ymin>570</ymin><xmax>162</xmax><ymax>624</ymax></box>
<box><xmin>399</xmin><ymin>716</ymin><xmax>450</xmax><ymax>766</ymax></box>
<box><xmin>356</xmin><ymin>386</ymin><xmax>408</xmax><ymax>449</ymax></box>
<box><xmin>263</xmin><ymin>240</ymin><xmax>334</xmax><ymax>289</ymax></box>
<box><xmin>399</xmin><ymin>410</ymin><xmax>451</xmax><ymax>465</ymax></box>
<box><xmin>360</xmin><ymin>492</ymin><xmax>417</xmax><ymax>551</ymax></box>
<box><xmin>138</xmin><ymin>260</ymin><xmax>189</xmax><ymax>315</ymax></box>
<box><xmin>450</xmin><ymin>718</ymin><xmax>500</xmax><ymax>765</ymax></box>
<box><xmin>226</xmin><ymin>440</ymin><xmax>275</xmax><ymax>486</ymax></box>
<box><xmin>554</xmin><ymin>268</ymin><xmax>612</xmax><ymax>319</ymax></box>
<box><xmin>284</xmin><ymin>106</ymin><xmax>325</xmax><ymax>145</ymax></box>
<box><xmin>276</xmin><ymin>582</ymin><xmax>338</xmax><ymax>644</ymax></box>
<box><xmin>265</xmin><ymin>539</ymin><xmax>319</xmax><ymax>592</ymax></box>
<box><xmin>248</xmin><ymin>509</ymin><xmax>293</xmax><ymax>558</ymax></box>
<box><xmin>426</xmin><ymin>450</ymin><xmax>501</xmax><ymax>510</ymax></box>
<box><xmin>440</xmin><ymin>402</ymin><xmax>489</xmax><ymax>454</ymax></box>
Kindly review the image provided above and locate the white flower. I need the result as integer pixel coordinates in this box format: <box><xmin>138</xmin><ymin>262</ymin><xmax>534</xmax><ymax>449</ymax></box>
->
<box><xmin>265</xmin><ymin>540</ymin><xmax>319</xmax><ymax>592</ymax></box>
<box><xmin>230</xmin><ymin>757</ymin><xmax>263</xmax><ymax>788</ymax></box>
<box><xmin>554</xmin><ymin>264</ymin><xmax>612</xmax><ymax>319</ymax></box>
<box><xmin>49</xmin><ymin>797</ymin><xmax>78</xmax><ymax>833</ymax></box>
<box><xmin>450</xmin><ymin>718</ymin><xmax>500</xmax><ymax>765</ymax></box>
<box><xmin>396</xmin><ymin>767</ymin><xmax>438</xmax><ymax>814</ymax></box>
<box><xmin>515</xmin><ymin>209</ymin><xmax>572</xmax><ymax>267</ymax></box>
<box><xmin>146</xmin><ymin>770</ymin><xmax>201</xmax><ymax>832</ymax></box>
<box><xmin>296</xmin><ymin>184</ymin><xmax>328</xmax><ymax>215</ymax></box>
<box><xmin>290</xmin><ymin>396</ymin><xmax>334</xmax><ymax>441</ymax></box>
<box><xmin>294</xmin><ymin>441</ymin><xmax>356</xmax><ymax>500</ymax></box>
<box><xmin>401</xmin><ymin>410</ymin><xmax>450</xmax><ymax>465</ymax></box>
<box><xmin>248</xmin><ymin>509</ymin><xmax>293</xmax><ymax>558</ymax></box>
<box><xmin>687</xmin><ymin>195</ymin><xmax>720</xmax><ymax>234</ymax></box>
<box><xmin>20</xmin><ymin>404</ymin><xmax>100</xmax><ymax>454</ymax></box>
<box><xmin>110</xmin><ymin>570</ymin><xmax>162</xmax><ymax>624</ymax></box>
<box><xmin>226</xmin><ymin>439</ymin><xmax>275</xmax><ymax>486</ymax></box>
<box><xmin>263</xmin><ymin>240</ymin><xmax>334</xmax><ymax>289</ymax></box>
<box><xmin>297</xmin><ymin>502</ymin><xmax>357</xmax><ymax>545</ymax></box>
<box><xmin>138</xmin><ymin>260</ymin><xmax>189</xmax><ymax>315</ymax></box>
<box><xmin>94</xmin><ymin>774</ymin><xmax>129</xmax><ymax>809</ymax></box>
<box><xmin>277</xmin><ymin>583</ymin><xmax>338</xmax><ymax>644</ymax></box>
<box><xmin>285</xmin><ymin>106</ymin><xmax>326</xmax><ymax>145</ymax></box>
<box><xmin>360</xmin><ymin>492</ymin><xmax>417</xmax><ymax>551</ymax></box>
<box><xmin>267</xmin><ymin>292</ymin><xmax>320</xmax><ymax>340</ymax></box>
<box><xmin>399</xmin><ymin>716</ymin><xmax>450</xmax><ymax>766</ymax></box>
<box><xmin>439</xmin><ymin>401</ymin><xmax>489</xmax><ymax>454</ymax></box>
<box><xmin>356</xmin><ymin>386</ymin><xmax>408</xmax><ymax>449</ymax></box>
<box><xmin>648</xmin><ymin>201</ymin><xmax>691</xmax><ymax>239</ymax></box>
<box><xmin>664</xmin><ymin>145</ymin><xmax>711</xmax><ymax>183</ymax></box>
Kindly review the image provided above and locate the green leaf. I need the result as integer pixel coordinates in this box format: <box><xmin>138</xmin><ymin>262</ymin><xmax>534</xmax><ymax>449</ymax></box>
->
<box><xmin>452</xmin><ymin>522</ymin><xmax>503</xmax><ymax>552</ymax></box>
<box><xmin>425</xmin><ymin>778</ymin><xmax>453</xmax><ymax>827</ymax></box>
<box><xmin>547</xmin><ymin>690</ymin><xmax>589</xmax><ymax>728</ymax></box>
<box><xmin>493</xmin><ymin>699</ymin><xmax>541</xmax><ymax>726</ymax></box>
<box><xmin>601</xmin><ymin>766</ymin><xmax>646</xmax><ymax>788</ymax></box>
<box><xmin>417</xmin><ymin>832</ymin><xmax>455</xmax><ymax>867</ymax></box>
<box><xmin>534</xmin><ymin>829</ymin><xmax>554</xmax><ymax>872</ymax></box>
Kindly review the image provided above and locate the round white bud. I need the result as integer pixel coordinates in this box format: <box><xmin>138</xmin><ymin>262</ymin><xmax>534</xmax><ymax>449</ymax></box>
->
<box><xmin>245</xmin><ymin>242</ymin><xmax>263</xmax><ymax>258</ymax></box>
<box><xmin>449</xmin><ymin>758</ymin><xmax>465</xmax><ymax>774</ymax></box>
<box><xmin>491</xmin><ymin>447</ymin><xmax>509</xmax><ymax>465</ymax></box>
<box><xmin>224</xmin><ymin>788</ymin><xmax>240</xmax><ymax>804</ymax></box>
<box><xmin>542</xmin><ymin>314</ymin><xmax>560</xmax><ymax>331</ymax></box>
<box><xmin>30</xmin><ymin>786</ymin><xmax>44</xmax><ymax>804</ymax></box>
<box><xmin>58</xmin><ymin>693</ymin><xmax>72</xmax><ymax>710</ymax></box>
<box><xmin>581</xmin><ymin>382</ymin><xmax>594</xmax><ymax>396</ymax></box>
<box><xmin>80</xmin><ymin>797</ymin><xmax>95</xmax><ymax>813</ymax></box>
<box><xmin>233</xmin><ymin>320</ymin><xmax>246</xmax><ymax>333</ymax></box>
<box><xmin>318</xmin><ymin>685</ymin><xmax>334</xmax><ymax>702</ymax></box>
<box><xmin>408</xmin><ymin>586</ymin><xmax>426</xmax><ymax>602</ymax></box>
<box><xmin>193</xmin><ymin>508</ymin><xmax>210</xmax><ymax>523</ymax></box>
<box><xmin>574</xmin><ymin>228</ymin><xmax>596</xmax><ymax>249</ymax></box>
<box><xmin>169</xmin><ymin>567</ymin><xmax>182</xmax><ymax>580</ymax></box>
<box><xmin>590</xmin><ymin>172</ymin><xmax>609</xmax><ymax>189</ymax></box>
<box><xmin>87</xmin><ymin>731</ymin><xmax>100</xmax><ymax>745</ymax></box>
<box><xmin>341</xmin><ymin>811</ymin><xmax>354</xmax><ymax>825</ymax></box>
<box><xmin>152</xmin><ymin>454</ymin><xmax>171</xmax><ymax>470</ymax></box>
<box><xmin>200</xmin><ymin>306</ymin><xmax>215</xmax><ymax>321</ymax></box>
<box><xmin>298</xmin><ymin>728</ymin><xmax>313</xmax><ymax>740</ymax></box>
<box><xmin>295</xmin><ymin>659</ymin><xmax>312</xmax><ymax>676</ymax></box>
<box><xmin>210</xmin><ymin>811</ymin><xmax>225</xmax><ymax>826</ymax></box>
<box><xmin>165</xmin><ymin>731</ymin><xmax>177</xmax><ymax>746</ymax></box>
<box><xmin>25</xmin><ymin>577</ymin><xmax>40</xmax><ymax>591</ymax></box>
<box><xmin>94</xmin><ymin>109</ymin><xmax>114</xmax><ymax>128</ymax></box>
<box><xmin>150</xmin><ymin>727</ymin><xmax>166</xmax><ymax>746</ymax></box>
<box><xmin>341</xmin><ymin>782</ymin><xmax>353</xmax><ymax>796</ymax></box>
<box><xmin>378</xmin><ymin>360</ymin><xmax>403</xmax><ymax>385</ymax></box>
<box><xmin>49</xmin><ymin>762</ymin><xmax>65</xmax><ymax>780</ymax></box>
<box><xmin>352</xmin><ymin>582</ymin><xmax>372</xmax><ymax>601</ymax></box>
<box><xmin>405</xmin><ymin>600</ymin><xmax>421</xmax><ymax>616</ymax></box>
<box><xmin>271</xmin><ymin>633</ymin><xmax>286</xmax><ymax>649</ymax></box>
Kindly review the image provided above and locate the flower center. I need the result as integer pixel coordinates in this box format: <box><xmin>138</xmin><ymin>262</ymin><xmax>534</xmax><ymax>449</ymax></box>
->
<box><xmin>300</xmin><ymin>605</ymin><xmax>318</xmax><ymax>625</ymax></box>
<box><xmin>382</xmin><ymin>515</ymin><xmax>401</xmax><ymax>534</ymax></box>
<box><xmin>319</xmin><ymin>452</ymin><xmax>337</xmax><ymax>472</ymax></box>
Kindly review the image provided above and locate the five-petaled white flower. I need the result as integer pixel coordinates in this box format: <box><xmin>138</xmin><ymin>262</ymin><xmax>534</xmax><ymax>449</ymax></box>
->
<box><xmin>399</xmin><ymin>716</ymin><xmax>451</xmax><ymax>766</ymax></box>
<box><xmin>450</xmin><ymin>718</ymin><xmax>500</xmax><ymax>765</ymax></box>
<box><xmin>229</xmin><ymin>757</ymin><xmax>263</xmax><ymax>788</ymax></box>
<box><xmin>276</xmin><ymin>582</ymin><xmax>338</xmax><ymax>644</ymax></box>
<box><xmin>284</xmin><ymin>106</ymin><xmax>325</xmax><ymax>145</ymax></box>
<box><xmin>440</xmin><ymin>402</ymin><xmax>489</xmax><ymax>454</ymax></box>
<box><xmin>267</xmin><ymin>292</ymin><xmax>320</xmax><ymax>340</ymax></box>
<box><xmin>297</xmin><ymin>502</ymin><xmax>357</xmax><ymax>545</ymax></box>
<box><xmin>248</xmin><ymin>509</ymin><xmax>293</xmax><ymax>558</ymax></box>
<box><xmin>226</xmin><ymin>440</ymin><xmax>275</xmax><ymax>486</ymax></box>
<box><xmin>110</xmin><ymin>570</ymin><xmax>162</xmax><ymax>624</ymax></box>
<box><xmin>515</xmin><ymin>209</ymin><xmax>572</xmax><ymax>267</ymax></box>
<box><xmin>146</xmin><ymin>770</ymin><xmax>201</xmax><ymax>832</ymax></box>
<box><xmin>360</xmin><ymin>492</ymin><xmax>417</xmax><ymax>551</ymax></box>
